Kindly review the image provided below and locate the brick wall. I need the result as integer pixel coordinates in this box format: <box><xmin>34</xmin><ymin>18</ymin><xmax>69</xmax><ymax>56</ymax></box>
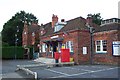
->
<box><xmin>22</xmin><ymin>24</ymin><xmax>28</xmax><ymax>46</ymax></box>
<box><xmin>40</xmin><ymin>30</ymin><xmax>91</xmax><ymax>64</ymax></box>
<box><xmin>77</xmin><ymin>30</ymin><xmax>91</xmax><ymax>64</ymax></box>
<box><xmin>93</xmin><ymin>30</ymin><xmax>120</xmax><ymax>65</ymax></box>
<box><xmin>62</xmin><ymin>31</ymin><xmax>79</xmax><ymax>64</ymax></box>
<box><xmin>59</xmin><ymin>30</ymin><xmax>91</xmax><ymax>64</ymax></box>
<box><xmin>39</xmin><ymin>29</ymin><xmax>120</xmax><ymax>65</ymax></box>
<box><xmin>22</xmin><ymin>22</ymin><xmax>40</xmax><ymax>48</ymax></box>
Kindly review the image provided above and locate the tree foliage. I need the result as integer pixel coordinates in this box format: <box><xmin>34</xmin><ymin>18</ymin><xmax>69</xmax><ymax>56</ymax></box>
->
<box><xmin>87</xmin><ymin>13</ymin><xmax>103</xmax><ymax>25</ymax></box>
<box><xmin>2</xmin><ymin>11</ymin><xmax>38</xmax><ymax>46</ymax></box>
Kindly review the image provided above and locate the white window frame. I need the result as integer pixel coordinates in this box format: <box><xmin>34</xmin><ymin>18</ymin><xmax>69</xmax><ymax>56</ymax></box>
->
<box><xmin>49</xmin><ymin>44</ymin><xmax>52</xmax><ymax>52</ymax></box>
<box><xmin>42</xmin><ymin>43</ymin><xmax>47</xmax><ymax>52</ymax></box>
<box><xmin>32</xmin><ymin>32</ymin><xmax>35</xmax><ymax>36</ymax></box>
<box><xmin>24</xmin><ymin>32</ymin><xmax>27</xmax><ymax>34</ymax></box>
<box><xmin>66</xmin><ymin>41</ymin><xmax>74</xmax><ymax>52</ymax></box>
<box><xmin>54</xmin><ymin>25</ymin><xmax>64</xmax><ymax>32</ymax></box>
<box><xmin>96</xmin><ymin>40</ymin><xmax>107</xmax><ymax>53</ymax></box>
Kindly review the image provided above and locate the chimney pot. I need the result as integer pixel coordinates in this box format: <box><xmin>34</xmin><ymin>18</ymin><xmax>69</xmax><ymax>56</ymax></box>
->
<box><xmin>86</xmin><ymin>17</ymin><xmax>93</xmax><ymax>25</ymax></box>
<box><xmin>41</xmin><ymin>23</ymin><xmax>43</xmax><ymax>26</ymax></box>
<box><xmin>61</xmin><ymin>19</ymin><xmax>65</xmax><ymax>22</ymax></box>
<box><xmin>52</xmin><ymin>14</ymin><xmax>58</xmax><ymax>28</ymax></box>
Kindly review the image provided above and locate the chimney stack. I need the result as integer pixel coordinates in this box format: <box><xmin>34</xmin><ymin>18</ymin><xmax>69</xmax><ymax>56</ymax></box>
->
<box><xmin>52</xmin><ymin>14</ymin><xmax>58</xmax><ymax>28</ymax></box>
<box><xmin>86</xmin><ymin>17</ymin><xmax>93</xmax><ymax>25</ymax></box>
<box><xmin>86</xmin><ymin>14</ymin><xmax>93</xmax><ymax>26</ymax></box>
<box><xmin>61</xmin><ymin>19</ymin><xmax>65</xmax><ymax>22</ymax></box>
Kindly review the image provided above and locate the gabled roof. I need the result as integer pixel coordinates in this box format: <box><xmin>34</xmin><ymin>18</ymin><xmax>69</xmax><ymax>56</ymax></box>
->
<box><xmin>28</xmin><ymin>24</ymin><xmax>40</xmax><ymax>33</ymax></box>
<box><xmin>41</xmin><ymin>17</ymin><xmax>91</xmax><ymax>36</ymax></box>
<box><xmin>42</xmin><ymin>22</ymin><xmax>53</xmax><ymax>36</ymax></box>
<box><xmin>60</xmin><ymin>17</ymin><xmax>88</xmax><ymax>32</ymax></box>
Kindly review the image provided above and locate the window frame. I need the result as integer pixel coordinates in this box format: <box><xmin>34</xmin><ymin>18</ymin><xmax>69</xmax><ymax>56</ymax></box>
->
<box><xmin>96</xmin><ymin>40</ymin><xmax>107</xmax><ymax>53</ymax></box>
<box><xmin>42</xmin><ymin>43</ymin><xmax>47</xmax><ymax>52</ymax></box>
<box><xmin>66</xmin><ymin>41</ymin><xmax>74</xmax><ymax>53</ymax></box>
<box><xmin>32</xmin><ymin>32</ymin><xmax>35</xmax><ymax>36</ymax></box>
<box><xmin>54</xmin><ymin>24</ymin><xmax>64</xmax><ymax>32</ymax></box>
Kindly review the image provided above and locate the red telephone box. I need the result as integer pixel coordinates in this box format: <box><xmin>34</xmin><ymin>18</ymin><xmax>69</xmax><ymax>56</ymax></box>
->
<box><xmin>61</xmin><ymin>49</ymin><xmax>70</xmax><ymax>62</ymax></box>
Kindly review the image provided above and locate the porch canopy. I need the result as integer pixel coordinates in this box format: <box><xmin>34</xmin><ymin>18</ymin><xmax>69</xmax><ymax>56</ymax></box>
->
<box><xmin>42</xmin><ymin>38</ymin><xmax>64</xmax><ymax>44</ymax></box>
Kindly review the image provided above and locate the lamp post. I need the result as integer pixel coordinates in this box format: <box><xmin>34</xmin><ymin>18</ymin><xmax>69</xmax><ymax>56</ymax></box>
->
<box><xmin>32</xmin><ymin>32</ymin><xmax>35</xmax><ymax>58</ymax></box>
<box><xmin>15</xmin><ymin>26</ymin><xmax>19</xmax><ymax>59</ymax></box>
<box><xmin>86</xmin><ymin>23</ymin><xmax>94</xmax><ymax>65</ymax></box>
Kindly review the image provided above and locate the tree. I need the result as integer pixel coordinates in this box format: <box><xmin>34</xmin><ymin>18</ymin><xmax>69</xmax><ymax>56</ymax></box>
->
<box><xmin>2</xmin><ymin>11</ymin><xmax>38</xmax><ymax>46</ymax></box>
<box><xmin>87</xmin><ymin>13</ymin><xmax>103</xmax><ymax>25</ymax></box>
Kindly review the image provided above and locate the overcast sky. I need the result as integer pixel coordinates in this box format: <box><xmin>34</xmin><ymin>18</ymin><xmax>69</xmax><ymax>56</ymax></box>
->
<box><xmin>0</xmin><ymin>0</ymin><xmax>119</xmax><ymax>32</ymax></box>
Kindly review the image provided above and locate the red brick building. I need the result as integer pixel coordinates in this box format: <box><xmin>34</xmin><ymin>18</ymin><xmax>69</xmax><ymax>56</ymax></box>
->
<box><xmin>93</xmin><ymin>18</ymin><xmax>120</xmax><ymax>65</ymax></box>
<box><xmin>39</xmin><ymin>14</ymin><xmax>98</xmax><ymax>64</ymax></box>
<box><xmin>22</xmin><ymin>15</ymin><xmax>120</xmax><ymax>65</ymax></box>
<box><xmin>22</xmin><ymin>22</ymin><xmax>40</xmax><ymax>59</ymax></box>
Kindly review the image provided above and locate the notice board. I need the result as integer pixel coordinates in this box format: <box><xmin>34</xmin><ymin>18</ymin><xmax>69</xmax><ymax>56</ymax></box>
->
<box><xmin>113</xmin><ymin>41</ymin><xmax>120</xmax><ymax>56</ymax></box>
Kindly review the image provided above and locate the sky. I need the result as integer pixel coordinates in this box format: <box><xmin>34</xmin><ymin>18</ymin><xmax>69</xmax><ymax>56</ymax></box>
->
<box><xmin>0</xmin><ymin>0</ymin><xmax>119</xmax><ymax>32</ymax></box>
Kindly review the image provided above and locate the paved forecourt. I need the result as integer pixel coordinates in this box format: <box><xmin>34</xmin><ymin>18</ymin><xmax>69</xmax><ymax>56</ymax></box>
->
<box><xmin>18</xmin><ymin>64</ymin><xmax>120</xmax><ymax>79</ymax></box>
<box><xmin>2</xmin><ymin>60</ymin><xmax>119</xmax><ymax>79</ymax></box>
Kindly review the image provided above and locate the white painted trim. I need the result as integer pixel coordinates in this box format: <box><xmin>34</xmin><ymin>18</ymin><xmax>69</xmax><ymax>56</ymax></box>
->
<box><xmin>50</xmin><ymin>35</ymin><xmax>59</xmax><ymax>39</ymax></box>
<box><xmin>50</xmin><ymin>67</ymin><xmax>119</xmax><ymax>78</ymax></box>
<box><xmin>45</xmin><ymin>69</ymin><xmax>69</xmax><ymax>76</ymax></box>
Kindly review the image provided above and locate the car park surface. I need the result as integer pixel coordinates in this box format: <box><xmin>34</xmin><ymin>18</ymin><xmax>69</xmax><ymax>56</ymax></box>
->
<box><xmin>1</xmin><ymin>60</ymin><xmax>120</xmax><ymax>80</ymax></box>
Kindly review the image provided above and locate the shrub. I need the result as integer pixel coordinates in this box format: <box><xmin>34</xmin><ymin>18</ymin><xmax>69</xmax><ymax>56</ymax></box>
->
<box><xmin>2</xmin><ymin>46</ymin><xmax>24</xmax><ymax>59</ymax></box>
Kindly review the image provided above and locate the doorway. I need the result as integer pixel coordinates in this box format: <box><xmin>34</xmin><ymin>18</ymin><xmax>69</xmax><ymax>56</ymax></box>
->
<box><xmin>52</xmin><ymin>41</ymin><xmax>58</xmax><ymax>58</ymax></box>
<box><xmin>24</xmin><ymin>48</ymin><xmax>30</xmax><ymax>59</ymax></box>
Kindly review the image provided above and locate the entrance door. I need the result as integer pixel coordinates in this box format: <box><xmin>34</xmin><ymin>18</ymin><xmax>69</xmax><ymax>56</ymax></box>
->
<box><xmin>52</xmin><ymin>41</ymin><xmax>58</xmax><ymax>58</ymax></box>
<box><xmin>24</xmin><ymin>48</ymin><xmax>30</xmax><ymax>59</ymax></box>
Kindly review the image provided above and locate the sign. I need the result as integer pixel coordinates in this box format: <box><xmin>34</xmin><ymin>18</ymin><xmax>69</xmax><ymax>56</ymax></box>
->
<box><xmin>51</xmin><ymin>35</ymin><xmax>59</xmax><ymax>39</ymax></box>
<box><xmin>113</xmin><ymin>41</ymin><xmax>120</xmax><ymax>56</ymax></box>
<box><xmin>62</xmin><ymin>44</ymin><xmax>65</xmax><ymax>49</ymax></box>
<box><xmin>83</xmin><ymin>47</ymin><xmax>87</xmax><ymax>54</ymax></box>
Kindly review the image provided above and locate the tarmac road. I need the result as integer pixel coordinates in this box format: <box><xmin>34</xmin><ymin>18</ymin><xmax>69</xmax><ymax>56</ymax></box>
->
<box><xmin>1</xmin><ymin>60</ymin><xmax>36</xmax><ymax>79</ymax></box>
<box><xmin>1</xmin><ymin>60</ymin><xmax>120</xmax><ymax>80</ymax></box>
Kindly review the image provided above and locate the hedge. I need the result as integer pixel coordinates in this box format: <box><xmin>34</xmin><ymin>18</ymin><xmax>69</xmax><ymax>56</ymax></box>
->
<box><xmin>2</xmin><ymin>46</ymin><xmax>24</xmax><ymax>59</ymax></box>
<box><xmin>2</xmin><ymin>46</ymin><xmax>34</xmax><ymax>59</ymax></box>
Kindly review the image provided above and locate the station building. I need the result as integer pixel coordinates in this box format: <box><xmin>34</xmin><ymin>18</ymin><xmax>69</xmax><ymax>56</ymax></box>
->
<box><xmin>93</xmin><ymin>18</ymin><xmax>120</xmax><ymax>64</ymax></box>
<box><xmin>22</xmin><ymin>15</ymin><xmax>120</xmax><ymax>65</ymax></box>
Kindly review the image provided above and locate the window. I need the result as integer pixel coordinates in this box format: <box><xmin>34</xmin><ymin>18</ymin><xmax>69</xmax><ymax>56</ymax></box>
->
<box><xmin>54</xmin><ymin>25</ymin><xmax>64</xmax><ymax>32</ymax></box>
<box><xmin>42</xmin><ymin>43</ymin><xmax>47</xmax><ymax>52</ymax></box>
<box><xmin>96</xmin><ymin>40</ymin><xmax>107</xmax><ymax>53</ymax></box>
<box><xmin>101</xmin><ymin>21</ymin><xmax>105</xmax><ymax>24</ymax></box>
<box><xmin>115</xmin><ymin>19</ymin><xmax>118</xmax><ymax>23</ymax></box>
<box><xmin>102</xmin><ymin>40</ymin><xmax>107</xmax><ymax>51</ymax></box>
<box><xmin>109</xmin><ymin>19</ymin><xmax>113</xmax><ymax>23</ymax></box>
<box><xmin>96</xmin><ymin>41</ymin><xmax>101</xmax><ymax>51</ymax></box>
<box><xmin>49</xmin><ymin>44</ymin><xmax>53</xmax><ymax>52</ymax></box>
<box><xmin>58</xmin><ymin>42</ymin><xmax>62</xmax><ymax>53</ymax></box>
<box><xmin>24</xmin><ymin>32</ymin><xmax>26</xmax><ymax>34</ymax></box>
<box><xmin>54</xmin><ymin>22</ymin><xmax>67</xmax><ymax>32</ymax></box>
<box><xmin>32</xmin><ymin>32</ymin><xmax>35</xmax><ymax>36</ymax></box>
<box><xmin>66</xmin><ymin>41</ymin><xmax>74</xmax><ymax>52</ymax></box>
<box><xmin>106</xmin><ymin>20</ymin><xmax>109</xmax><ymax>23</ymax></box>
